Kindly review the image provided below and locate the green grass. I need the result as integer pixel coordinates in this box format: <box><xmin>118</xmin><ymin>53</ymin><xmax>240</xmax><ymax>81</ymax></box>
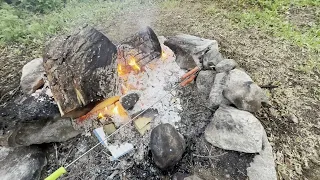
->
<box><xmin>0</xmin><ymin>0</ymin><xmax>138</xmax><ymax>47</ymax></box>
<box><xmin>232</xmin><ymin>9</ymin><xmax>319</xmax><ymax>50</ymax></box>
<box><xmin>204</xmin><ymin>0</ymin><xmax>320</xmax><ymax>51</ymax></box>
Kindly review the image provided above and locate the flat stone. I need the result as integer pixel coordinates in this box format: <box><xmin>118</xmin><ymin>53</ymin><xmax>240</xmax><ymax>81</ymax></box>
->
<box><xmin>164</xmin><ymin>34</ymin><xmax>221</xmax><ymax>69</ymax></box>
<box><xmin>223</xmin><ymin>69</ymin><xmax>268</xmax><ymax>112</ymax></box>
<box><xmin>247</xmin><ymin>130</ymin><xmax>277</xmax><ymax>180</ymax></box>
<box><xmin>208</xmin><ymin>72</ymin><xmax>230</xmax><ymax>109</ymax></box>
<box><xmin>196</xmin><ymin>70</ymin><xmax>216</xmax><ymax>100</ymax></box>
<box><xmin>205</xmin><ymin>105</ymin><xmax>264</xmax><ymax>153</ymax></box>
<box><xmin>215</xmin><ymin>59</ymin><xmax>237</xmax><ymax>73</ymax></box>
<box><xmin>150</xmin><ymin>123</ymin><xmax>186</xmax><ymax>170</ymax></box>
<box><xmin>120</xmin><ymin>92</ymin><xmax>140</xmax><ymax>110</ymax></box>
<box><xmin>0</xmin><ymin>146</ymin><xmax>46</xmax><ymax>180</ymax></box>
<box><xmin>20</xmin><ymin>58</ymin><xmax>45</xmax><ymax>94</ymax></box>
<box><xmin>2</xmin><ymin>118</ymin><xmax>80</xmax><ymax>147</ymax></box>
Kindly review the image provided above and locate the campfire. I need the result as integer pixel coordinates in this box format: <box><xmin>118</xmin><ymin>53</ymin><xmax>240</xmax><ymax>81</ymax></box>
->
<box><xmin>76</xmin><ymin>27</ymin><xmax>180</xmax><ymax>130</ymax></box>
<box><xmin>0</xmin><ymin>25</ymin><xmax>276</xmax><ymax>180</ymax></box>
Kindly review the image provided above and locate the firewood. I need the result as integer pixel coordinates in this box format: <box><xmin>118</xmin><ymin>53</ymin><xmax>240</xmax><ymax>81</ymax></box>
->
<box><xmin>43</xmin><ymin>25</ymin><xmax>118</xmax><ymax>118</ymax></box>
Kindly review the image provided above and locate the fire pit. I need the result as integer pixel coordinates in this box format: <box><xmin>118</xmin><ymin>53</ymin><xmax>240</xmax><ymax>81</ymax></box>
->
<box><xmin>0</xmin><ymin>25</ymin><xmax>277</xmax><ymax>180</ymax></box>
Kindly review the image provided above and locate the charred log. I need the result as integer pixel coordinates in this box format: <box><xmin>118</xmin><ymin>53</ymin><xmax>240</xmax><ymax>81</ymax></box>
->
<box><xmin>118</xmin><ymin>26</ymin><xmax>162</xmax><ymax>67</ymax></box>
<box><xmin>43</xmin><ymin>25</ymin><xmax>118</xmax><ymax>118</ymax></box>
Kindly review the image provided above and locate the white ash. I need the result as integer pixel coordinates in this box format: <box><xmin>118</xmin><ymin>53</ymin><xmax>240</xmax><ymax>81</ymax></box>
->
<box><xmin>108</xmin><ymin>44</ymin><xmax>186</xmax><ymax>163</ymax></box>
<box><xmin>73</xmin><ymin>44</ymin><xmax>186</xmax><ymax>164</ymax></box>
<box><xmin>124</xmin><ymin>44</ymin><xmax>185</xmax><ymax>125</ymax></box>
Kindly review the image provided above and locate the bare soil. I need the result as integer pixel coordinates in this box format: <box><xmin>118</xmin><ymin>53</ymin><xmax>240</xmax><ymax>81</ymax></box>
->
<box><xmin>1</xmin><ymin>1</ymin><xmax>319</xmax><ymax>179</ymax></box>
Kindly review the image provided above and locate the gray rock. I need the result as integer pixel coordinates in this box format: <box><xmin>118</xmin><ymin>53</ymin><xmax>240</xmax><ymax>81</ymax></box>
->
<box><xmin>196</xmin><ymin>70</ymin><xmax>216</xmax><ymax>99</ymax></box>
<box><xmin>215</xmin><ymin>59</ymin><xmax>237</xmax><ymax>73</ymax></box>
<box><xmin>2</xmin><ymin>118</ymin><xmax>80</xmax><ymax>147</ymax></box>
<box><xmin>120</xmin><ymin>92</ymin><xmax>140</xmax><ymax>110</ymax></box>
<box><xmin>0</xmin><ymin>90</ymin><xmax>60</xmax><ymax>133</ymax></box>
<box><xmin>164</xmin><ymin>34</ymin><xmax>221</xmax><ymax>69</ymax></box>
<box><xmin>223</xmin><ymin>69</ymin><xmax>268</xmax><ymax>112</ymax></box>
<box><xmin>202</xmin><ymin>47</ymin><xmax>223</xmax><ymax>69</ymax></box>
<box><xmin>208</xmin><ymin>72</ymin><xmax>230</xmax><ymax>109</ymax></box>
<box><xmin>20</xmin><ymin>58</ymin><xmax>45</xmax><ymax>94</ymax></box>
<box><xmin>150</xmin><ymin>123</ymin><xmax>186</xmax><ymax>169</ymax></box>
<box><xmin>205</xmin><ymin>105</ymin><xmax>264</xmax><ymax>153</ymax></box>
<box><xmin>0</xmin><ymin>146</ymin><xmax>46</xmax><ymax>180</ymax></box>
<box><xmin>247</xmin><ymin>130</ymin><xmax>277</xmax><ymax>180</ymax></box>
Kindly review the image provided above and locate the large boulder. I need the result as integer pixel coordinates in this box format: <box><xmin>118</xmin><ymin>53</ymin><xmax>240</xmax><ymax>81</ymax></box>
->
<box><xmin>208</xmin><ymin>72</ymin><xmax>230</xmax><ymax>109</ymax></box>
<box><xmin>223</xmin><ymin>69</ymin><xmax>268</xmax><ymax>112</ymax></box>
<box><xmin>20</xmin><ymin>58</ymin><xmax>45</xmax><ymax>94</ymax></box>
<box><xmin>204</xmin><ymin>105</ymin><xmax>264</xmax><ymax>153</ymax></box>
<box><xmin>164</xmin><ymin>34</ymin><xmax>222</xmax><ymax>69</ymax></box>
<box><xmin>247</xmin><ymin>130</ymin><xmax>277</xmax><ymax>180</ymax></box>
<box><xmin>0</xmin><ymin>146</ymin><xmax>46</xmax><ymax>180</ymax></box>
<box><xmin>150</xmin><ymin>123</ymin><xmax>186</xmax><ymax>170</ymax></box>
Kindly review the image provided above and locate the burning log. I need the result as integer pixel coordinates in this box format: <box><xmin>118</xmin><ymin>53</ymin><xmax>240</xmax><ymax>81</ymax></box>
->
<box><xmin>117</xmin><ymin>27</ymin><xmax>162</xmax><ymax>75</ymax></box>
<box><xmin>43</xmin><ymin>25</ymin><xmax>118</xmax><ymax>118</ymax></box>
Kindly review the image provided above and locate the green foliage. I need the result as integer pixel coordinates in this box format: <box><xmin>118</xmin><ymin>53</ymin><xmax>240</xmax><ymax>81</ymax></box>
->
<box><xmin>0</xmin><ymin>0</ymin><xmax>138</xmax><ymax>46</ymax></box>
<box><xmin>10</xmin><ymin>0</ymin><xmax>65</xmax><ymax>14</ymax></box>
<box><xmin>0</xmin><ymin>3</ymin><xmax>27</xmax><ymax>43</ymax></box>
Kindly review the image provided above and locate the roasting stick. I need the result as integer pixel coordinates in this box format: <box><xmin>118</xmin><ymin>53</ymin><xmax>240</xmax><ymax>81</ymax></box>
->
<box><xmin>45</xmin><ymin>66</ymin><xmax>201</xmax><ymax>180</ymax></box>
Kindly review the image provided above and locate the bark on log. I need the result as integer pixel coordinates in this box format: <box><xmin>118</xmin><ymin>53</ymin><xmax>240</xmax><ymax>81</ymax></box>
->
<box><xmin>43</xmin><ymin>25</ymin><xmax>118</xmax><ymax>118</ymax></box>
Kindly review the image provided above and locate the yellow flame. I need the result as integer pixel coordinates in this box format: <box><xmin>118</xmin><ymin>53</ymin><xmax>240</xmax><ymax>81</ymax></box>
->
<box><xmin>128</xmin><ymin>57</ymin><xmax>140</xmax><ymax>71</ymax></box>
<box><xmin>112</xmin><ymin>105</ymin><xmax>119</xmax><ymax>115</ymax></box>
<box><xmin>161</xmin><ymin>51</ymin><xmax>167</xmax><ymax>59</ymax></box>
<box><xmin>98</xmin><ymin>112</ymin><xmax>104</xmax><ymax>119</ymax></box>
<box><xmin>117</xmin><ymin>64</ymin><xmax>124</xmax><ymax>76</ymax></box>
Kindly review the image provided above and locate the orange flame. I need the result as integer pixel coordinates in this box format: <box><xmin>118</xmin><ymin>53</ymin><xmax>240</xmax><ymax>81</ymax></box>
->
<box><xmin>128</xmin><ymin>56</ymin><xmax>140</xmax><ymax>71</ymax></box>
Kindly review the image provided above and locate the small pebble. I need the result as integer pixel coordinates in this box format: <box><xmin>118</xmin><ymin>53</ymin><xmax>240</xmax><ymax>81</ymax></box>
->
<box><xmin>288</xmin><ymin>114</ymin><xmax>299</xmax><ymax>123</ymax></box>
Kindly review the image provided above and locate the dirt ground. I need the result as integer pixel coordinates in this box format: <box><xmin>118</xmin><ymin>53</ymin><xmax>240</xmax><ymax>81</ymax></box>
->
<box><xmin>1</xmin><ymin>1</ymin><xmax>319</xmax><ymax>179</ymax></box>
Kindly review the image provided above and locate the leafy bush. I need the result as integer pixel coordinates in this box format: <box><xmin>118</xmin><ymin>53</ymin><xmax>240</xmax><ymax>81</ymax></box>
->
<box><xmin>0</xmin><ymin>3</ymin><xmax>27</xmax><ymax>43</ymax></box>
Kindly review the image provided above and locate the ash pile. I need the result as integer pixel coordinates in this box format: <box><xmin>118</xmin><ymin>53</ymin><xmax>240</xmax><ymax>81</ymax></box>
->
<box><xmin>0</xmin><ymin>26</ymin><xmax>277</xmax><ymax>180</ymax></box>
